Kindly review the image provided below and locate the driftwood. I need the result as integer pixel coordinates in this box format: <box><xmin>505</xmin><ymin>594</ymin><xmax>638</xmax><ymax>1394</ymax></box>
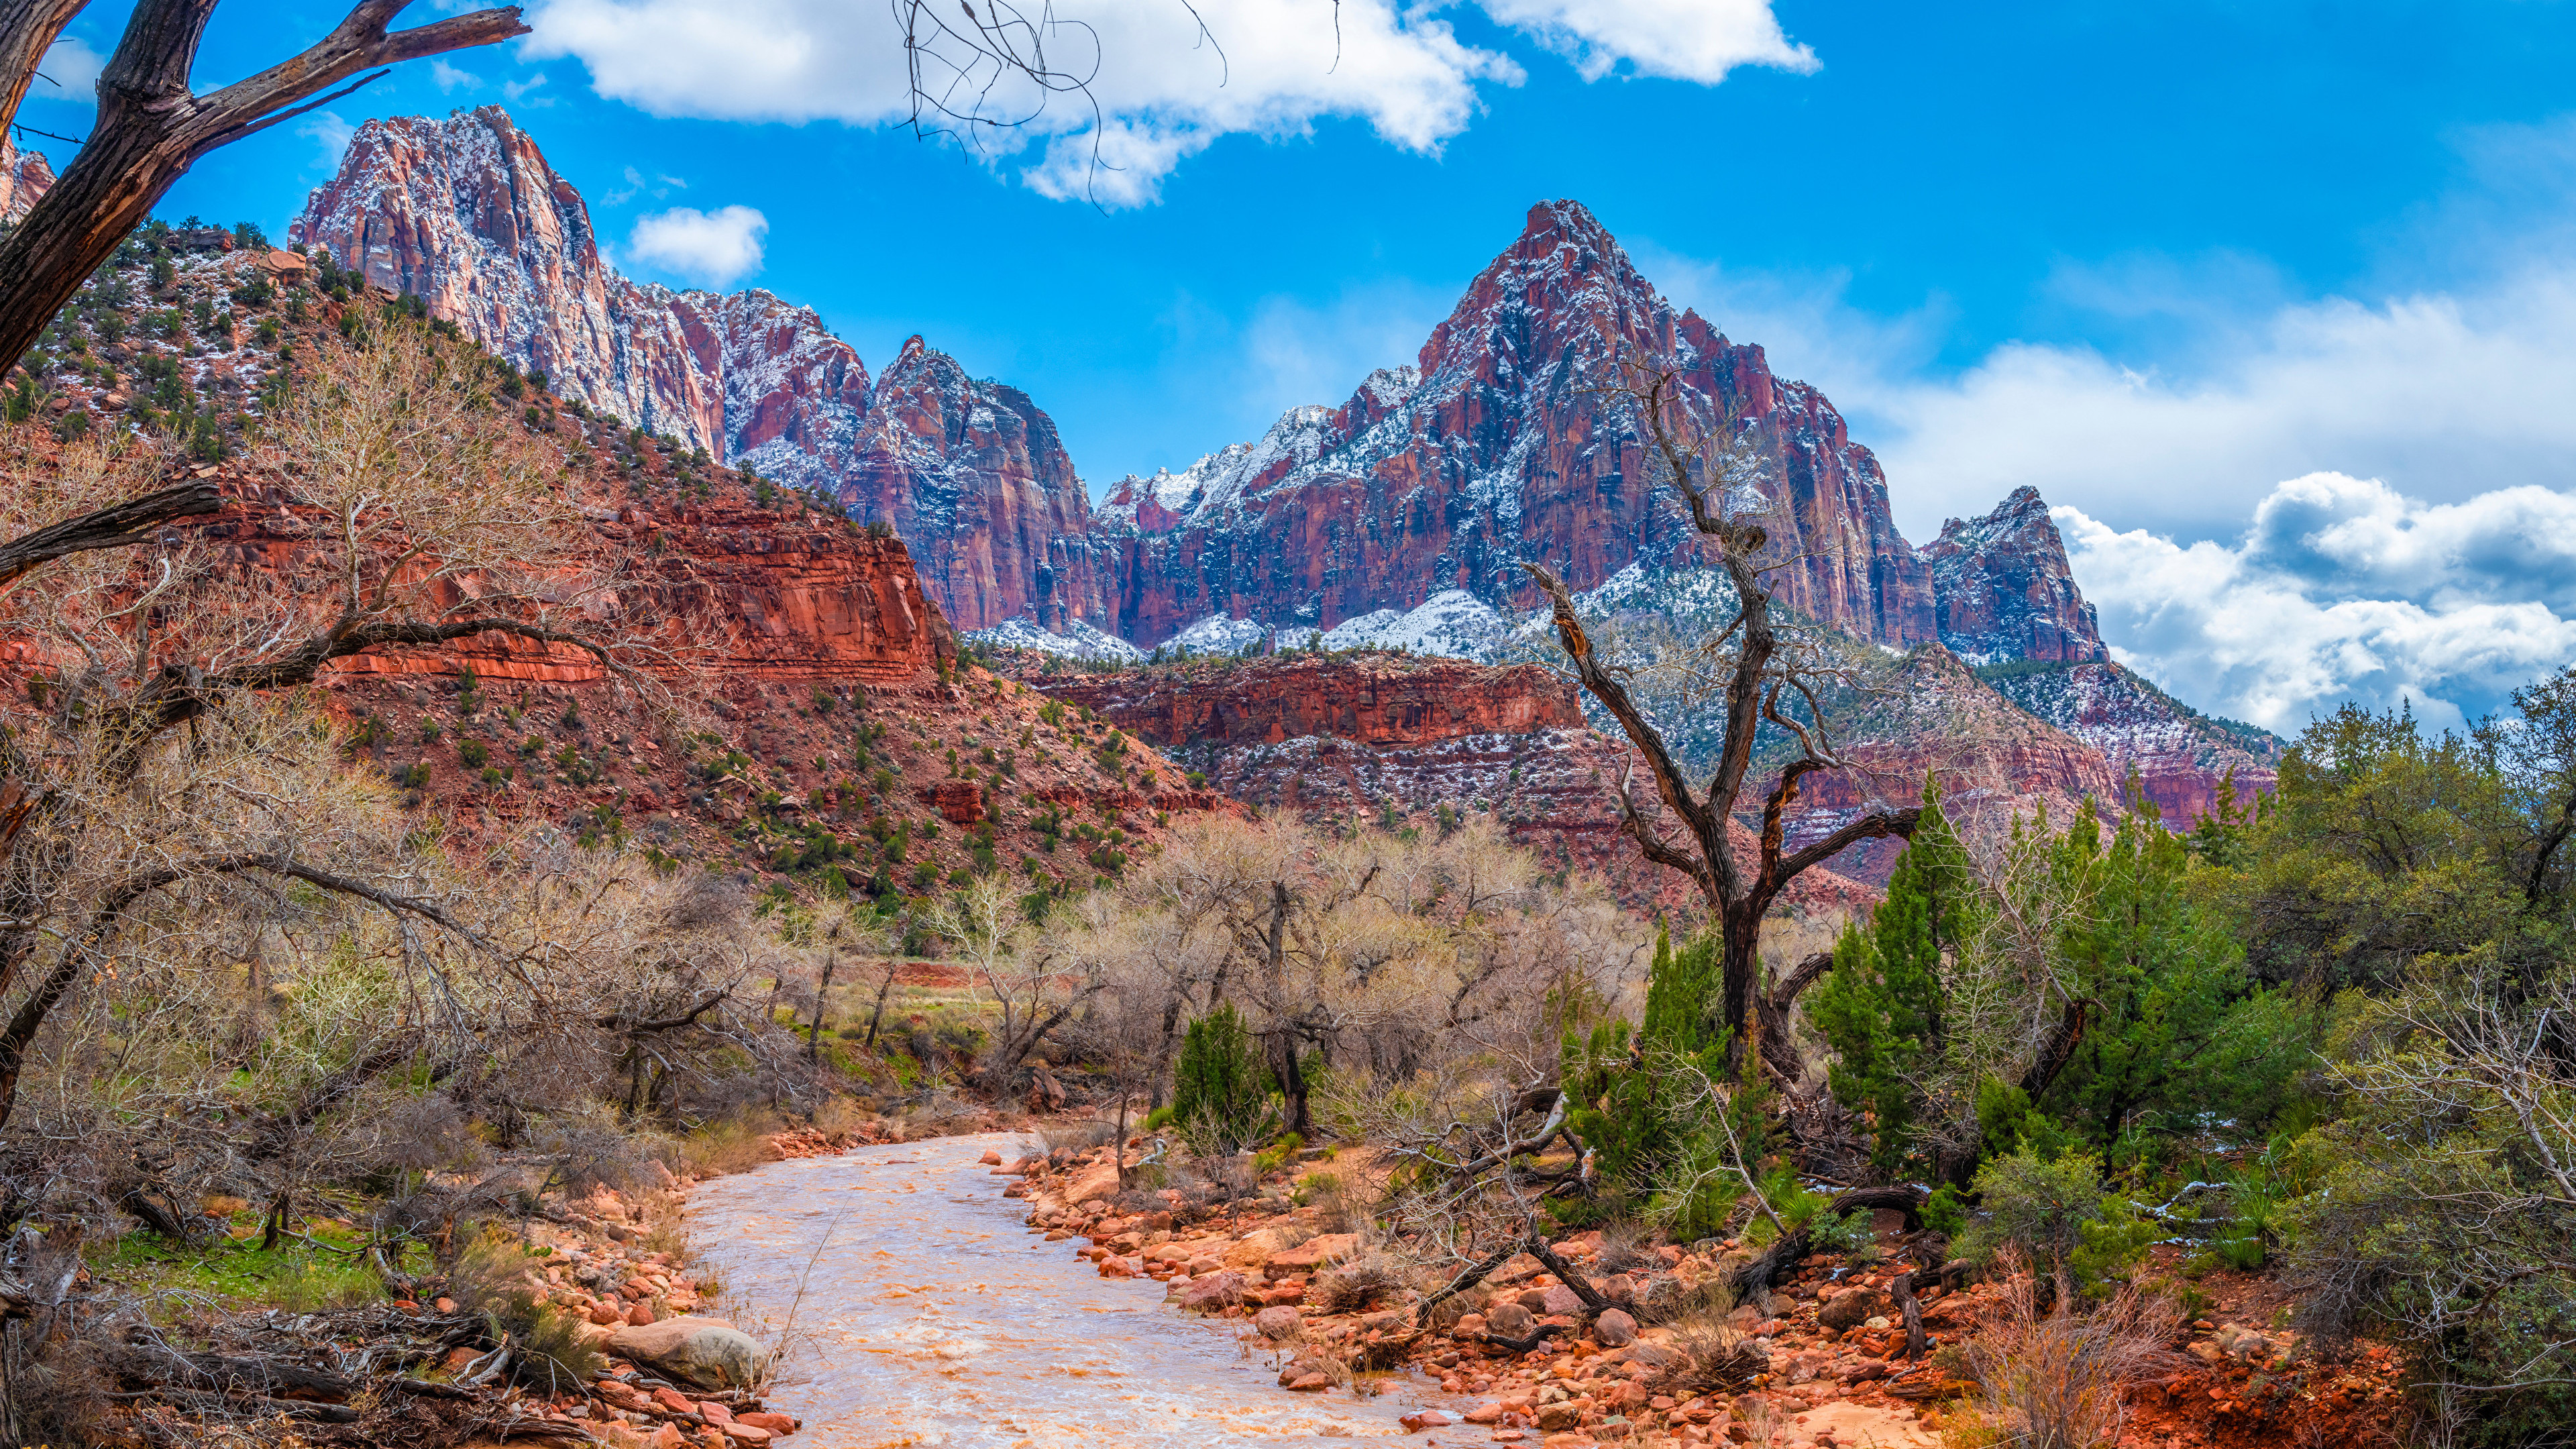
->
<box><xmin>1890</xmin><ymin>1268</ymin><xmax>1928</xmax><ymax>1361</ymax></box>
<box><xmin>1479</xmin><ymin>1321</ymin><xmax>1565</xmax><ymax>1354</ymax></box>
<box><xmin>1726</xmin><ymin>1185</ymin><xmax>1928</xmax><ymax>1305</ymax></box>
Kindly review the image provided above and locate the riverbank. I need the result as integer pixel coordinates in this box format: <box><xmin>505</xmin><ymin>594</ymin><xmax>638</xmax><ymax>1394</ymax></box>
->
<box><xmin>1004</xmin><ymin>1134</ymin><xmax>2410</xmax><ymax>1449</ymax></box>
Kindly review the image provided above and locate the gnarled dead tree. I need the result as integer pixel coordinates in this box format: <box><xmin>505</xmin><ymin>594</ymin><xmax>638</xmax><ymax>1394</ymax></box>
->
<box><xmin>1525</xmin><ymin>367</ymin><xmax>1918</xmax><ymax>1079</ymax></box>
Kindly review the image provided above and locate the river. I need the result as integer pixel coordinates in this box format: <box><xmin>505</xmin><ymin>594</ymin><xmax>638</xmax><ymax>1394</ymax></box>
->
<box><xmin>686</xmin><ymin>1132</ymin><xmax>1438</xmax><ymax>1448</ymax></box>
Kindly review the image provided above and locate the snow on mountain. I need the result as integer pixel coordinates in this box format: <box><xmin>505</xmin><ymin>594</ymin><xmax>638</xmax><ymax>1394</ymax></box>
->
<box><xmin>1316</xmin><ymin>589</ymin><xmax>1509</xmax><ymax>657</ymax></box>
<box><xmin>965</xmin><ymin>616</ymin><xmax>1144</xmax><ymax>663</ymax></box>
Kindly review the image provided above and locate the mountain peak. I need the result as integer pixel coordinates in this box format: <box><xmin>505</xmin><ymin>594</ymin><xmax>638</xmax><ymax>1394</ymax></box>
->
<box><xmin>1922</xmin><ymin>487</ymin><xmax>2107</xmax><ymax>664</ymax></box>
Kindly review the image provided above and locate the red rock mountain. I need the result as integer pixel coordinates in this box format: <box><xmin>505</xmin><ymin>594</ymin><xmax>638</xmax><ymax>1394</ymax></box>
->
<box><xmin>0</xmin><ymin>136</ymin><xmax>54</xmax><ymax>221</ymax></box>
<box><xmin>290</xmin><ymin>107</ymin><xmax>1095</xmax><ymax>634</ymax></box>
<box><xmin>1921</xmin><ymin>486</ymin><xmax>2106</xmax><ymax>663</ymax></box>
<box><xmin>1095</xmin><ymin>201</ymin><xmax>1937</xmax><ymax>649</ymax></box>
<box><xmin>291</xmin><ymin>112</ymin><xmax>2280</xmax><ymax>837</ymax></box>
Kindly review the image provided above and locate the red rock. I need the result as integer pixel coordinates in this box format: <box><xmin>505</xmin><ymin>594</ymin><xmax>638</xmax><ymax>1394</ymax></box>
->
<box><xmin>0</xmin><ymin>134</ymin><xmax>53</xmax><ymax>223</ymax></box>
<box><xmin>695</xmin><ymin>1399</ymin><xmax>733</xmax><ymax>1424</ymax></box>
<box><xmin>651</xmin><ymin>1387</ymin><xmax>696</xmax><ymax>1415</ymax></box>
<box><xmin>1287</xmin><ymin>1373</ymin><xmax>1332</xmax><ymax>1392</ymax></box>
<box><xmin>628</xmin><ymin>1303</ymin><xmax>657</xmax><ymax>1327</ymax></box>
<box><xmin>735</xmin><ymin>1412</ymin><xmax>797</xmax><ymax>1433</ymax></box>
<box><xmin>1175</xmin><ymin>1272</ymin><xmax>1246</xmax><ymax>1312</ymax></box>
<box><xmin>1921</xmin><ymin>487</ymin><xmax>2107</xmax><ymax>665</ymax></box>
<box><xmin>1095</xmin><ymin>201</ymin><xmax>1935</xmax><ymax>651</ymax></box>
<box><xmin>1400</xmin><ymin>1409</ymin><xmax>1454</xmax><ymax>1430</ymax></box>
<box><xmin>292</xmin><ymin>111</ymin><xmax>1110</xmax><ymax>635</ymax></box>
<box><xmin>979</xmin><ymin>1148</ymin><xmax>1004</xmax><ymax>1166</ymax></box>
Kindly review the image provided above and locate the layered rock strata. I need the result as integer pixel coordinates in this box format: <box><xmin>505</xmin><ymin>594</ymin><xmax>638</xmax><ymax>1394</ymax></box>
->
<box><xmin>1095</xmin><ymin>201</ymin><xmax>1936</xmax><ymax>649</ymax></box>
<box><xmin>290</xmin><ymin>107</ymin><xmax>1102</xmax><ymax>633</ymax></box>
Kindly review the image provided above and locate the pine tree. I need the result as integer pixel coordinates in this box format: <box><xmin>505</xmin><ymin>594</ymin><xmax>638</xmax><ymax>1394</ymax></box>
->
<box><xmin>1562</xmin><ymin>926</ymin><xmax>1731</xmax><ymax>1216</ymax></box>
<box><xmin>1812</xmin><ymin>780</ymin><xmax>1978</xmax><ymax>1171</ymax></box>
<box><xmin>1172</xmin><ymin>1004</ymin><xmax>1275</xmax><ymax>1152</ymax></box>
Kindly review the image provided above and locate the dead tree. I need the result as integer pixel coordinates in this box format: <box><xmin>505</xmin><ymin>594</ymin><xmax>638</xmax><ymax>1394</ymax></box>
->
<box><xmin>0</xmin><ymin>0</ymin><xmax>529</xmax><ymax>372</ymax></box>
<box><xmin>1523</xmin><ymin>368</ymin><xmax>1919</xmax><ymax>1080</ymax></box>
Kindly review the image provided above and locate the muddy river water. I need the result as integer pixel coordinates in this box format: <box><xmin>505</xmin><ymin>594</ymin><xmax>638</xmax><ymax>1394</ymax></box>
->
<box><xmin>686</xmin><ymin>1132</ymin><xmax>1438</xmax><ymax>1448</ymax></box>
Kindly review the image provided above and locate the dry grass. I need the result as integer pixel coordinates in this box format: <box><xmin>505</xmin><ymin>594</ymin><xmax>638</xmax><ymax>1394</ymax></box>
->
<box><xmin>1310</xmin><ymin>1248</ymin><xmax>1409</xmax><ymax>1314</ymax></box>
<box><xmin>1949</xmin><ymin>1257</ymin><xmax>2181</xmax><ymax>1449</ymax></box>
<box><xmin>1662</xmin><ymin>1282</ymin><xmax>1768</xmax><ymax>1395</ymax></box>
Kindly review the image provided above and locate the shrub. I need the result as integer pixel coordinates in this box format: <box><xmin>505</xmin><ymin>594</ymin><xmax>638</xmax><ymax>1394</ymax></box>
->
<box><xmin>447</xmin><ymin>1239</ymin><xmax>607</xmax><ymax>1395</ymax></box>
<box><xmin>1955</xmin><ymin>1268</ymin><xmax>2179</xmax><ymax>1449</ymax></box>
<box><xmin>1957</xmin><ymin>1148</ymin><xmax>2153</xmax><ymax>1298</ymax></box>
<box><xmin>1171</xmin><ymin>1004</ymin><xmax>1277</xmax><ymax>1154</ymax></box>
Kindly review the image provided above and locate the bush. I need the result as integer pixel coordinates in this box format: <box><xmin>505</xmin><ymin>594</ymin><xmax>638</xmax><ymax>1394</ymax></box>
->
<box><xmin>1955</xmin><ymin>1270</ymin><xmax>2179</xmax><ymax>1449</ymax></box>
<box><xmin>447</xmin><ymin>1238</ymin><xmax>607</xmax><ymax>1395</ymax></box>
<box><xmin>1171</xmin><ymin>1004</ymin><xmax>1277</xmax><ymax>1153</ymax></box>
<box><xmin>1958</xmin><ymin>1149</ymin><xmax>2154</xmax><ymax>1297</ymax></box>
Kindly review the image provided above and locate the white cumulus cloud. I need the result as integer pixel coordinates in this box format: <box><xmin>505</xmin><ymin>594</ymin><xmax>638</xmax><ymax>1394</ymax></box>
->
<box><xmin>2059</xmin><ymin>480</ymin><xmax>2576</xmax><ymax>737</ymax></box>
<box><xmin>36</xmin><ymin>35</ymin><xmax>104</xmax><ymax>99</ymax></box>
<box><xmin>625</xmin><ymin>205</ymin><xmax>768</xmax><ymax>286</ymax></box>
<box><xmin>523</xmin><ymin>0</ymin><xmax>1808</xmax><ymax>206</ymax></box>
<box><xmin>1474</xmin><ymin>0</ymin><xmax>1815</xmax><ymax>83</ymax></box>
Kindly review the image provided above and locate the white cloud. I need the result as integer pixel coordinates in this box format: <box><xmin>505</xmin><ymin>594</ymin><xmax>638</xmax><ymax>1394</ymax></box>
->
<box><xmin>36</xmin><ymin>35</ymin><xmax>103</xmax><ymax>99</ymax></box>
<box><xmin>2059</xmin><ymin>482</ymin><xmax>2576</xmax><ymax>737</ymax></box>
<box><xmin>525</xmin><ymin>0</ymin><xmax>1809</xmax><ymax>206</ymax></box>
<box><xmin>295</xmin><ymin>110</ymin><xmax>357</xmax><ymax>172</ymax></box>
<box><xmin>1474</xmin><ymin>0</ymin><xmax>1815</xmax><ymax>83</ymax></box>
<box><xmin>430</xmin><ymin>59</ymin><xmax>482</xmax><ymax>92</ymax></box>
<box><xmin>624</xmin><ymin>204</ymin><xmax>767</xmax><ymax>286</ymax></box>
<box><xmin>502</xmin><ymin>70</ymin><xmax>549</xmax><ymax>103</ymax></box>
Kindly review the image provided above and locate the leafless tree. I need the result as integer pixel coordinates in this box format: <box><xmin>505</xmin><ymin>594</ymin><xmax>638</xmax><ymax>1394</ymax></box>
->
<box><xmin>0</xmin><ymin>1</ymin><xmax>530</xmax><ymax>370</ymax></box>
<box><xmin>0</xmin><ymin>317</ymin><xmax>655</xmax><ymax>1130</ymax></box>
<box><xmin>1523</xmin><ymin>366</ymin><xmax>1920</xmax><ymax>1078</ymax></box>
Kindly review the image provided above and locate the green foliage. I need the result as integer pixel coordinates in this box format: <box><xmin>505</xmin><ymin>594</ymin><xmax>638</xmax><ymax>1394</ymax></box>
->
<box><xmin>1957</xmin><ymin>1148</ymin><xmax>2151</xmax><ymax>1293</ymax></box>
<box><xmin>1813</xmin><ymin>787</ymin><xmax>1975</xmax><ymax>1170</ymax></box>
<box><xmin>1172</xmin><ymin>1004</ymin><xmax>1278</xmax><ymax>1153</ymax></box>
<box><xmin>1562</xmin><ymin>927</ymin><xmax>1741</xmax><ymax>1233</ymax></box>
<box><xmin>2236</xmin><ymin>703</ymin><xmax>2527</xmax><ymax>989</ymax></box>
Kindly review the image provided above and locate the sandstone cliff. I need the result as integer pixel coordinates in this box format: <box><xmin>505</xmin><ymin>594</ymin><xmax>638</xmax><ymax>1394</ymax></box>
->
<box><xmin>1017</xmin><ymin>653</ymin><xmax>1876</xmax><ymax>916</ymax></box>
<box><xmin>0</xmin><ymin>136</ymin><xmax>52</xmax><ymax>221</ymax></box>
<box><xmin>1983</xmin><ymin>660</ymin><xmax>2280</xmax><ymax>824</ymax></box>
<box><xmin>836</xmin><ymin>337</ymin><xmax>1116</xmax><ymax>633</ymax></box>
<box><xmin>290</xmin><ymin>107</ymin><xmax>1095</xmax><ymax>634</ymax></box>
<box><xmin>1921</xmin><ymin>486</ymin><xmax>2106</xmax><ymax>663</ymax></box>
<box><xmin>1094</xmin><ymin>201</ymin><xmax>1936</xmax><ymax>651</ymax></box>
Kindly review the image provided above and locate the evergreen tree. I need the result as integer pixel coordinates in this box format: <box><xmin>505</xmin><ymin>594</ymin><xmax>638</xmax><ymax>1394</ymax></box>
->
<box><xmin>1812</xmin><ymin>782</ymin><xmax>1977</xmax><ymax>1171</ymax></box>
<box><xmin>1171</xmin><ymin>1004</ymin><xmax>1275</xmax><ymax>1152</ymax></box>
<box><xmin>1562</xmin><ymin>926</ymin><xmax>1731</xmax><ymax>1216</ymax></box>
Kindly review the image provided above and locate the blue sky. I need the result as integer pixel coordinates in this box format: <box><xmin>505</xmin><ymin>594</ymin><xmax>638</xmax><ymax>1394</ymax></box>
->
<box><xmin>23</xmin><ymin>1</ymin><xmax>2576</xmax><ymax>733</ymax></box>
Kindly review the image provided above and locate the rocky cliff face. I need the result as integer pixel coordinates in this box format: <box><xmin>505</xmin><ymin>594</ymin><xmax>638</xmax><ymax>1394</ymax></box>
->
<box><xmin>1030</xmin><ymin>653</ymin><xmax>1587</xmax><ymax>747</ymax></box>
<box><xmin>1922</xmin><ymin>486</ymin><xmax>2106</xmax><ymax>663</ymax></box>
<box><xmin>1983</xmin><ymin>661</ymin><xmax>2279</xmax><ymax>824</ymax></box>
<box><xmin>0</xmin><ymin>136</ymin><xmax>52</xmax><ymax>221</ymax></box>
<box><xmin>835</xmin><ymin>337</ymin><xmax>1115</xmax><ymax>633</ymax></box>
<box><xmin>1093</xmin><ymin>201</ymin><xmax>1936</xmax><ymax>651</ymax></box>
<box><xmin>1014</xmin><ymin>653</ymin><xmax>1874</xmax><ymax>914</ymax></box>
<box><xmin>290</xmin><ymin>107</ymin><xmax>1092</xmax><ymax>634</ymax></box>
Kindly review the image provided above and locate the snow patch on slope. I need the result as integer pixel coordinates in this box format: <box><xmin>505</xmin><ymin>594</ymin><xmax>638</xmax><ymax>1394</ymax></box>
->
<box><xmin>966</xmin><ymin>616</ymin><xmax>1144</xmax><ymax>663</ymax></box>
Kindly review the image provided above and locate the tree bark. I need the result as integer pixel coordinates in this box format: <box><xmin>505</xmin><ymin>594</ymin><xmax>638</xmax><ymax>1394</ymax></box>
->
<box><xmin>0</xmin><ymin>0</ymin><xmax>527</xmax><ymax>372</ymax></box>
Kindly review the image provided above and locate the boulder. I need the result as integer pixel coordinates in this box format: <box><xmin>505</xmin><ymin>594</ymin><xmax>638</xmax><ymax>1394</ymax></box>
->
<box><xmin>1539</xmin><ymin>1285</ymin><xmax>1585</xmax><ymax>1317</ymax></box>
<box><xmin>1819</xmin><ymin>1289</ymin><xmax>1894</xmax><ymax>1332</ymax></box>
<box><xmin>1485</xmin><ymin>1301</ymin><xmax>1537</xmax><ymax>1339</ymax></box>
<box><xmin>1594</xmin><ymin>1309</ymin><xmax>1638</xmax><ymax>1348</ymax></box>
<box><xmin>605</xmin><ymin>1317</ymin><xmax>767</xmax><ymax>1390</ymax></box>
<box><xmin>1175</xmin><ymin>1272</ymin><xmax>1246</xmax><ymax>1313</ymax></box>
<box><xmin>1254</xmin><ymin>1306</ymin><xmax>1304</xmax><ymax>1340</ymax></box>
